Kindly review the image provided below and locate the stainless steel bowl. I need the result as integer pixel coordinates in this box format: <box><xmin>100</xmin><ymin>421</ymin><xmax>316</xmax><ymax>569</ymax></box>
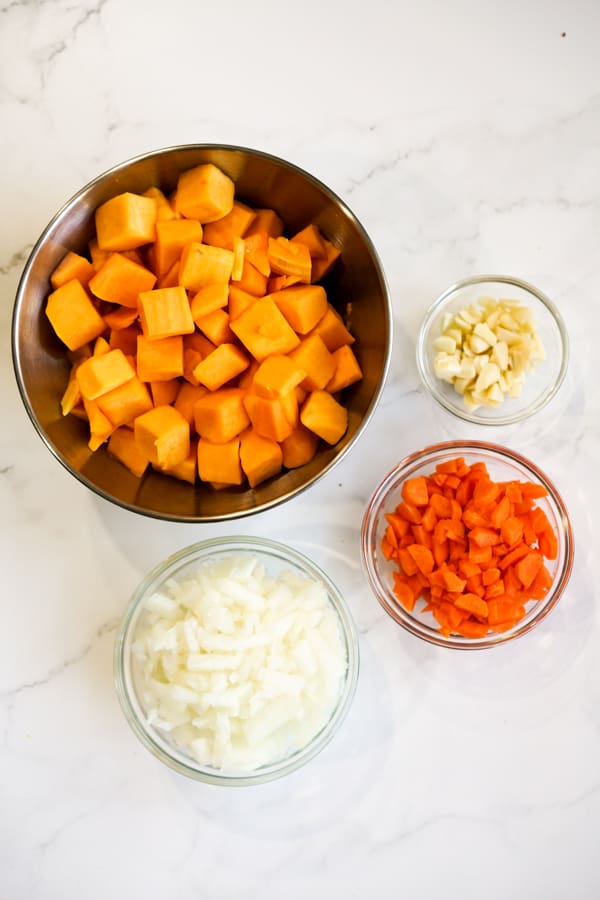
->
<box><xmin>12</xmin><ymin>145</ymin><xmax>391</xmax><ymax>521</ymax></box>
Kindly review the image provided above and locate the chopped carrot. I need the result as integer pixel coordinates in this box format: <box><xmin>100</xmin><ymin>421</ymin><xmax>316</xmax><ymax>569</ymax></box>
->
<box><xmin>382</xmin><ymin>457</ymin><xmax>559</xmax><ymax>639</ymax></box>
<box><xmin>402</xmin><ymin>476</ymin><xmax>429</xmax><ymax>507</ymax></box>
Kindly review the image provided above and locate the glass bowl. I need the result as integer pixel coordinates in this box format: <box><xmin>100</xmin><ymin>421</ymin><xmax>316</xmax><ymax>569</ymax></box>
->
<box><xmin>361</xmin><ymin>441</ymin><xmax>574</xmax><ymax>650</ymax></box>
<box><xmin>416</xmin><ymin>275</ymin><xmax>569</xmax><ymax>425</ymax></box>
<box><xmin>114</xmin><ymin>536</ymin><xmax>359</xmax><ymax>785</ymax></box>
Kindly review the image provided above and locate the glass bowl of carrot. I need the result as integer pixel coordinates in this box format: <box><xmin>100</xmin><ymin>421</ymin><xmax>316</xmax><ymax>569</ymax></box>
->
<box><xmin>416</xmin><ymin>275</ymin><xmax>569</xmax><ymax>425</ymax></box>
<box><xmin>361</xmin><ymin>441</ymin><xmax>574</xmax><ymax>649</ymax></box>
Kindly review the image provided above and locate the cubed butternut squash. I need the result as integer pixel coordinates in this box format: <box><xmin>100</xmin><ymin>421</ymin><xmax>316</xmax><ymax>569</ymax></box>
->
<box><xmin>136</xmin><ymin>334</ymin><xmax>184</xmax><ymax>382</ymax></box>
<box><xmin>109</xmin><ymin>324</ymin><xmax>140</xmax><ymax>356</ymax></box>
<box><xmin>243</xmin><ymin>391</ymin><xmax>295</xmax><ymax>443</ymax></box>
<box><xmin>289</xmin><ymin>333</ymin><xmax>335</xmax><ymax>391</ymax></box>
<box><xmin>310</xmin><ymin>238</ymin><xmax>341</xmax><ymax>282</ymax></box>
<box><xmin>245</xmin><ymin>208</ymin><xmax>284</xmax><ymax>239</ymax></box>
<box><xmin>280</xmin><ymin>425</ymin><xmax>320</xmax><ymax>469</ymax></box>
<box><xmin>175</xmin><ymin>163</ymin><xmax>235</xmax><ymax>223</ymax></box>
<box><xmin>228</xmin><ymin>285</ymin><xmax>258</xmax><ymax>320</ymax></box>
<box><xmin>193</xmin><ymin>343</ymin><xmax>249</xmax><ymax>391</ymax></box>
<box><xmin>46</xmin><ymin>279</ymin><xmax>106</xmax><ymax>351</ymax></box>
<box><xmin>108</xmin><ymin>427</ymin><xmax>150</xmax><ymax>477</ymax></box>
<box><xmin>242</xmin><ymin>231</ymin><xmax>270</xmax><ymax>277</ymax></box>
<box><xmin>190</xmin><ymin>283</ymin><xmax>229</xmax><ymax>323</ymax></box>
<box><xmin>155</xmin><ymin>439</ymin><xmax>198</xmax><ymax>484</ymax></box>
<box><xmin>300</xmin><ymin>390</ymin><xmax>348</xmax><ymax>445</ymax></box>
<box><xmin>149</xmin><ymin>379</ymin><xmax>180</xmax><ymax>407</ymax></box>
<box><xmin>95</xmin><ymin>192</ymin><xmax>157</xmax><ymax>251</ymax></box>
<box><xmin>83</xmin><ymin>397</ymin><xmax>114</xmax><ymax>450</ymax></box>
<box><xmin>194</xmin><ymin>307</ymin><xmax>235</xmax><ymax>345</ymax></box>
<box><xmin>174</xmin><ymin>382</ymin><xmax>208</xmax><ymax>428</ymax></box>
<box><xmin>142</xmin><ymin>186</ymin><xmax>177</xmax><ymax>222</ymax></box>
<box><xmin>134</xmin><ymin>404</ymin><xmax>190</xmax><ymax>469</ymax></box>
<box><xmin>290</xmin><ymin>224</ymin><xmax>327</xmax><ymax>259</ymax></box>
<box><xmin>252</xmin><ymin>355</ymin><xmax>306</xmax><ymax>398</ymax></box>
<box><xmin>235</xmin><ymin>257</ymin><xmax>268</xmax><ymax>297</ymax></box>
<box><xmin>239</xmin><ymin>428</ymin><xmax>283</xmax><ymax>487</ymax></box>
<box><xmin>202</xmin><ymin>201</ymin><xmax>256</xmax><ymax>250</ymax></box>
<box><xmin>179</xmin><ymin>241</ymin><xmax>234</xmax><ymax>291</ymax></box>
<box><xmin>230</xmin><ymin>296</ymin><xmax>300</xmax><ymax>362</ymax></box>
<box><xmin>268</xmin><ymin>236</ymin><xmax>311</xmax><ymax>283</ymax></box>
<box><xmin>50</xmin><ymin>251</ymin><xmax>95</xmax><ymax>289</ymax></box>
<box><xmin>96</xmin><ymin>376</ymin><xmax>153</xmax><ymax>427</ymax></box>
<box><xmin>307</xmin><ymin>303</ymin><xmax>355</xmax><ymax>351</ymax></box>
<box><xmin>192</xmin><ymin>388</ymin><xmax>250</xmax><ymax>444</ymax></box>
<box><xmin>138</xmin><ymin>286</ymin><xmax>194</xmax><ymax>340</ymax></box>
<box><xmin>325</xmin><ymin>344</ymin><xmax>363</xmax><ymax>393</ymax></box>
<box><xmin>89</xmin><ymin>252</ymin><xmax>157</xmax><ymax>308</ymax></box>
<box><xmin>75</xmin><ymin>348</ymin><xmax>136</xmax><ymax>400</ymax></box>
<box><xmin>197</xmin><ymin>437</ymin><xmax>243</xmax><ymax>485</ymax></box>
<box><xmin>271</xmin><ymin>284</ymin><xmax>327</xmax><ymax>334</ymax></box>
<box><xmin>154</xmin><ymin>219</ymin><xmax>204</xmax><ymax>275</ymax></box>
<box><xmin>103</xmin><ymin>306</ymin><xmax>139</xmax><ymax>331</ymax></box>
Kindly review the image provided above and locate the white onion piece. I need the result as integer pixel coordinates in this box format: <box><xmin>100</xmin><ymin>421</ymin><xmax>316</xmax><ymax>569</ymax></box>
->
<box><xmin>132</xmin><ymin>554</ymin><xmax>346</xmax><ymax>771</ymax></box>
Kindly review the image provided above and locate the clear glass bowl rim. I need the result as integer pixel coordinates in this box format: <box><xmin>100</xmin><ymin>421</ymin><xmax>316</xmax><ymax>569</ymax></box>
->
<box><xmin>114</xmin><ymin>535</ymin><xmax>360</xmax><ymax>785</ymax></box>
<box><xmin>416</xmin><ymin>274</ymin><xmax>569</xmax><ymax>426</ymax></box>
<box><xmin>361</xmin><ymin>440</ymin><xmax>574</xmax><ymax>650</ymax></box>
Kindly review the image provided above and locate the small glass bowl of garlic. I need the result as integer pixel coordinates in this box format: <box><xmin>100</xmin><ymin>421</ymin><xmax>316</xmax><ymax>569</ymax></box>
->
<box><xmin>416</xmin><ymin>275</ymin><xmax>569</xmax><ymax>425</ymax></box>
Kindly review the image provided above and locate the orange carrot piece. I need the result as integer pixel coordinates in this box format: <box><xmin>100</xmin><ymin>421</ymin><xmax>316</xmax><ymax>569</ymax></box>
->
<box><xmin>385</xmin><ymin>513</ymin><xmax>410</xmax><ymax>540</ymax></box>
<box><xmin>515</xmin><ymin>551</ymin><xmax>544</xmax><ymax>589</ymax></box>
<box><xmin>406</xmin><ymin>543</ymin><xmax>434</xmax><ymax>575</ymax></box>
<box><xmin>397</xmin><ymin>501</ymin><xmax>422</xmax><ymax>524</ymax></box>
<box><xmin>392</xmin><ymin>574</ymin><xmax>416</xmax><ymax>611</ymax></box>
<box><xmin>402</xmin><ymin>476</ymin><xmax>429</xmax><ymax>507</ymax></box>
<box><xmin>455</xmin><ymin>620</ymin><xmax>488</xmax><ymax>638</ymax></box>
<box><xmin>469</xmin><ymin>526</ymin><xmax>501</xmax><ymax>548</ymax></box>
<box><xmin>397</xmin><ymin>547</ymin><xmax>419</xmax><ymax>577</ymax></box>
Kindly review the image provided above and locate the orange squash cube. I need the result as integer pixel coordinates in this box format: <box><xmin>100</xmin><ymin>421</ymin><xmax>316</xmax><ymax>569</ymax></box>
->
<box><xmin>175</xmin><ymin>163</ymin><xmax>235</xmax><ymax>223</ymax></box>
<box><xmin>190</xmin><ymin>283</ymin><xmax>229</xmax><ymax>323</ymax></box>
<box><xmin>272</xmin><ymin>284</ymin><xmax>327</xmax><ymax>334</ymax></box>
<box><xmin>228</xmin><ymin>285</ymin><xmax>258</xmax><ymax>320</ymax></box>
<box><xmin>149</xmin><ymin>379</ymin><xmax>180</xmax><ymax>407</ymax></box>
<box><xmin>103</xmin><ymin>306</ymin><xmax>139</xmax><ymax>331</ymax></box>
<box><xmin>174</xmin><ymin>382</ymin><xmax>208</xmax><ymax>428</ymax></box>
<box><xmin>192</xmin><ymin>388</ymin><xmax>249</xmax><ymax>444</ymax></box>
<box><xmin>242</xmin><ymin>232</ymin><xmax>271</xmax><ymax>278</ymax></box>
<box><xmin>310</xmin><ymin>238</ymin><xmax>341</xmax><ymax>282</ymax></box>
<box><xmin>202</xmin><ymin>201</ymin><xmax>256</xmax><ymax>250</ymax></box>
<box><xmin>325</xmin><ymin>344</ymin><xmax>363</xmax><ymax>393</ymax></box>
<box><xmin>245</xmin><ymin>208</ymin><xmax>284</xmax><ymax>239</ymax></box>
<box><xmin>235</xmin><ymin>257</ymin><xmax>268</xmax><ymax>297</ymax></box>
<box><xmin>138</xmin><ymin>286</ymin><xmax>194</xmax><ymax>340</ymax></box>
<box><xmin>136</xmin><ymin>334</ymin><xmax>183</xmax><ymax>382</ymax></box>
<box><xmin>46</xmin><ymin>279</ymin><xmax>106</xmax><ymax>351</ymax></box>
<box><xmin>289</xmin><ymin>334</ymin><xmax>335</xmax><ymax>391</ymax></box>
<box><xmin>50</xmin><ymin>251</ymin><xmax>95</xmax><ymax>289</ymax></box>
<box><xmin>300</xmin><ymin>390</ymin><xmax>348</xmax><ymax>445</ymax></box>
<box><xmin>194</xmin><ymin>308</ymin><xmax>235</xmax><ymax>346</ymax></box>
<box><xmin>308</xmin><ymin>304</ymin><xmax>355</xmax><ymax>351</ymax></box>
<box><xmin>290</xmin><ymin>224</ymin><xmax>328</xmax><ymax>259</ymax></box>
<box><xmin>179</xmin><ymin>241</ymin><xmax>234</xmax><ymax>291</ymax></box>
<box><xmin>83</xmin><ymin>397</ymin><xmax>114</xmax><ymax>450</ymax></box>
<box><xmin>96</xmin><ymin>376</ymin><xmax>153</xmax><ymax>427</ymax></box>
<box><xmin>134</xmin><ymin>405</ymin><xmax>190</xmax><ymax>469</ymax></box>
<box><xmin>280</xmin><ymin>425</ymin><xmax>320</xmax><ymax>469</ymax></box>
<box><xmin>142</xmin><ymin>186</ymin><xmax>177</xmax><ymax>222</ymax></box>
<box><xmin>155</xmin><ymin>219</ymin><xmax>204</xmax><ymax>275</ymax></box>
<box><xmin>108</xmin><ymin>427</ymin><xmax>150</xmax><ymax>477</ymax></box>
<box><xmin>75</xmin><ymin>347</ymin><xmax>136</xmax><ymax>400</ymax></box>
<box><xmin>193</xmin><ymin>343</ymin><xmax>249</xmax><ymax>391</ymax></box>
<box><xmin>230</xmin><ymin>296</ymin><xmax>300</xmax><ymax>362</ymax></box>
<box><xmin>252</xmin><ymin>355</ymin><xmax>306</xmax><ymax>398</ymax></box>
<box><xmin>197</xmin><ymin>437</ymin><xmax>243</xmax><ymax>485</ymax></box>
<box><xmin>89</xmin><ymin>252</ymin><xmax>157</xmax><ymax>308</ymax></box>
<box><xmin>239</xmin><ymin>428</ymin><xmax>282</xmax><ymax>487</ymax></box>
<box><xmin>95</xmin><ymin>192</ymin><xmax>157</xmax><ymax>251</ymax></box>
<box><xmin>109</xmin><ymin>324</ymin><xmax>140</xmax><ymax>356</ymax></box>
<box><xmin>268</xmin><ymin>237</ymin><xmax>311</xmax><ymax>283</ymax></box>
<box><xmin>156</xmin><ymin>439</ymin><xmax>198</xmax><ymax>484</ymax></box>
<box><xmin>243</xmin><ymin>391</ymin><xmax>295</xmax><ymax>443</ymax></box>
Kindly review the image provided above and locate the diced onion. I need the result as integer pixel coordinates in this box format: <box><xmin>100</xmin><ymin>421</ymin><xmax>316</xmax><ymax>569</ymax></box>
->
<box><xmin>132</xmin><ymin>554</ymin><xmax>347</xmax><ymax>772</ymax></box>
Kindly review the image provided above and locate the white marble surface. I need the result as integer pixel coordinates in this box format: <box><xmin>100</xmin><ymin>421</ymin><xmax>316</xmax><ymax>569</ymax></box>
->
<box><xmin>1</xmin><ymin>0</ymin><xmax>599</xmax><ymax>897</ymax></box>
